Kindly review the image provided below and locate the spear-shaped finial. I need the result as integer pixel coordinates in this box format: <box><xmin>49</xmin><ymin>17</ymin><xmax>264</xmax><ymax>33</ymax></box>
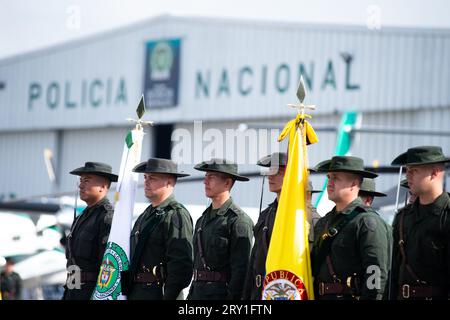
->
<box><xmin>287</xmin><ymin>76</ymin><xmax>316</xmax><ymax>116</ymax></box>
<box><xmin>126</xmin><ymin>94</ymin><xmax>154</xmax><ymax>129</ymax></box>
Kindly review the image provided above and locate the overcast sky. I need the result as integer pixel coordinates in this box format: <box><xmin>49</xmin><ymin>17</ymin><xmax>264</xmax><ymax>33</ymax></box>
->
<box><xmin>1</xmin><ymin>0</ymin><xmax>449</xmax><ymax>59</ymax></box>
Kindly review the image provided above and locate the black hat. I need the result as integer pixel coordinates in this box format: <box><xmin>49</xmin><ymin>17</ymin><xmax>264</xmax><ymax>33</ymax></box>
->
<box><xmin>257</xmin><ymin>152</ymin><xmax>288</xmax><ymax>167</ymax></box>
<box><xmin>358</xmin><ymin>178</ymin><xmax>386</xmax><ymax>197</ymax></box>
<box><xmin>70</xmin><ymin>162</ymin><xmax>118</xmax><ymax>182</ymax></box>
<box><xmin>315</xmin><ymin>156</ymin><xmax>377</xmax><ymax>178</ymax></box>
<box><xmin>313</xmin><ymin>159</ymin><xmax>332</xmax><ymax>172</ymax></box>
<box><xmin>133</xmin><ymin>158</ymin><xmax>189</xmax><ymax>177</ymax></box>
<box><xmin>194</xmin><ymin>158</ymin><xmax>249</xmax><ymax>181</ymax></box>
<box><xmin>307</xmin><ymin>180</ymin><xmax>321</xmax><ymax>194</ymax></box>
<box><xmin>257</xmin><ymin>152</ymin><xmax>288</xmax><ymax>176</ymax></box>
<box><xmin>391</xmin><ymin>146</ymin><xmax>450</xmax><ymax>166</ymax></box>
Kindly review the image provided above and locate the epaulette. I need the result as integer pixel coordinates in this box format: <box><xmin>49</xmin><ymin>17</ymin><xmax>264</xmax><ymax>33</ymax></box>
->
<box><xmin>229</xmin><ymin>202</ymin><xmax>246</xmax><ymax>216</ymax></box>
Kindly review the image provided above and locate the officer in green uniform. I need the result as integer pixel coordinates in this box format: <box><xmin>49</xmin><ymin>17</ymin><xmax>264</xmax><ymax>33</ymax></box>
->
<box><xmin>0</xmin><ymin>258</ymin><xmax>22</xmax><ymax>300</ymax></box>
<box><xmin>390</xmin><ymin>146</ymin><xmax>450</xmax><ymax>300</ymax></box>
<box><xmin>311</xmin><ymin>156</ymin><xmax>391</xmax><ymax>300</ymax></box>
<box><xmin>358</xmin><ymin>178</ymin><xmax>387</xmax><ymax>206</ymax></box>
<box><xmin>64</xmin><ymin>162</ymin><xmax>117</xmax><ymax>300</ymax></box>
<box><xmin>241</xmin><ymin>152</ymin><xmax>287</xmax><ymax>300</ymax></box>
<box><xmin>188</xmin><ymin>158</ymin><xmax>254</xmax><ymax>300</ymax></box>
<box><xmin>128</xmin><ymin>158</ymin><xmax>193</xmax><ymax>300</ymax></box>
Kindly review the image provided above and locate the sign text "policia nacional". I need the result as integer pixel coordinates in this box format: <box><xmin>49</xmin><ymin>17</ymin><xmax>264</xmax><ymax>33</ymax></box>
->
<box><xmin>195</xmin><ymin>53</ymin><xmax>360</xmax><ymax>98</ymax></box>
<box><xmin>27</xmin><ymin>77</ymin><xmax>127</xmax><ymax>110</ymax></box>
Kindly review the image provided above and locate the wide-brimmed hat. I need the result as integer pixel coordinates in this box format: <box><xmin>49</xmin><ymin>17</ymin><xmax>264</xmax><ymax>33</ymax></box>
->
<box><xmin>257</xmin><ymin>152</ymin><xmax>287</xmax><ymax>176</ymax></box>
<box><xmin>70</xmin><ymin>162</ymin><xmax>118</xmax><ymax>182</ymax></box>
<box><xmin>307</xmin><ymin>180</ymin><xmax>321</xmax><ymax>194</ymax></box>
<box><xmin>358</xmin><ymin>178</ymin><xmax>386</xmax><ymax>197</ymax></box>
<box><xmin>257</xmin><ymin>152</ymin><xmax>288</xmax><ymax>168</ymax></box>
<box><xmin>391</xmin><ymin>146</ymin><xmax>450</xmax><ymax>166</ymax></box>
<box><xmin>194</xmin><ymin>158</ymin><xmax>249</xmax><ymax>181</ymax></box>
<box><xmin>133</xmin><ymin>158</ymin><xmax>189</xmax><ymax>177</ymax></box>
<box><xmin>315</xmin><ymin>156</ymin><xmax>377</xmax><ymax>178</ymax></box>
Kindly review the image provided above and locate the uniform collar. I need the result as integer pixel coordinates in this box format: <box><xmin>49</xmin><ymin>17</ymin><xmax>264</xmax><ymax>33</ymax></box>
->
<box><xmin>84</xmin><ymin>196</ymin><xmax>109</xmax><ymax>213</ymax></box>
<box><xmin>151</xmin><ymin>194</ymin><xmax>175</xmax><ymax>210</ymax></box>
<box><xmin>413</xmin><ymin>192</ymin><xmax>450</xmax><ymax>216</ymax></box>
<box><xmin>215</xmin><ymin>197</ymin><xmax>233</xmax><ymax>216</ymax></box>
<box><xmin>337</xmin><ymin>197</ymin><xmax>364</xmax><ymax>216</ymax></box>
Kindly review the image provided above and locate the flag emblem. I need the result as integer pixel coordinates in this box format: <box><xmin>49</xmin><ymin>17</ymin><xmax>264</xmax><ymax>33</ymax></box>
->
<box><xmin>92</xmin><ymin>242</ymin><xmax>128</xmax><ymax>300</ymax></box>
<box><xmin>262</xmin><ymin>270</ymin><xmax>308</xmax><ymax>300</ymax></box>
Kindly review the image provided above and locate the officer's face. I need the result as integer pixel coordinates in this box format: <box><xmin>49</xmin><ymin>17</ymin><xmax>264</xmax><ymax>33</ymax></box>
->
<box><xmin>78</xmin><ymin>174</ymin><xmax>109</xmax><ymax>205</ymax></box>
<box><xmin>203</xmin><ymin>172</ymin><xmax>233</xmax><ymax>198</ymax></box>
<box><xmin>326</xmin><ymin>172</ymin><xmax>360</xmax><ymax>203</ymax></box>
<box><xmin>267</xmin><ymin>166</ymin><xmax>286</xmax><ymax>194</ymax></box>
<box><xmin>144</xmin><ymin>173</ymin><xmax>172</xmax><ymax>201</ymax></box>
<box><xmin>406</xmin><ymin>164</ymin><xmax>437</xmax><ymax>195</ymax></box>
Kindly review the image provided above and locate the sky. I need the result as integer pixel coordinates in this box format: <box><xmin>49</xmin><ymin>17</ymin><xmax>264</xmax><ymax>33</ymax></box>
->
<box><xmin>0</xmin><ymin>0</ymin><xmax>449</xmax><ymax>59</ymax></box>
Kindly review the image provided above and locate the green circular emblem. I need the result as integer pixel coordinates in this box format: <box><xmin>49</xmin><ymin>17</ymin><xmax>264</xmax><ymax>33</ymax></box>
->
<box><xmin>92</xmin><ymin>242</ymin><xmax>129</xmax><ymax>300</ymax></box>
<box><xmin>150</xmin><ymin>42</ymin><xmax>173</xmax><ymax>72</ymax></box>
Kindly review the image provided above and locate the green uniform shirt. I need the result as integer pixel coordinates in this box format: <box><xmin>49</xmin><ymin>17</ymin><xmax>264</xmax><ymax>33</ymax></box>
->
<box><xmin>391</xmin><ymin>192</ymin><xmax>450</xmax><ymax>299</ymax></box>
<box><xmin>129</xmin><ymin>195</ymin><xmax>193</xmax><ymax>300</ymax></box>
<box><xmin>63</xmin><ymin>197</ymin><xmax>114</xmax><ymax>300</ymax></box>
<box><xmin>188</xmin><ymin>197</ymin><xmax>254</xmax><ymax>300</ymax></box>
<box><xmin>312</xmin><ymin>197</ymin><xmax>392</xmax><ymax>300</ymax></box>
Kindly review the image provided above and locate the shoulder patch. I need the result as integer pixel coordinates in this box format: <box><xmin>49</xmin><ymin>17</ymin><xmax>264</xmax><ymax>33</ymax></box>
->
<box><xmin>235</xmin><ymin>221</ymin><xmax>251</xmax><ymax>238</ymax></box>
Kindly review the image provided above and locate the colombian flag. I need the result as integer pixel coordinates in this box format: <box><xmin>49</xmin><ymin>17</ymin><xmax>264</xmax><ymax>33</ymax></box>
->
<box><xmin>262</xmin><ymin>113</ymin><xmax>318</xmax><ymax>300</ymax></box>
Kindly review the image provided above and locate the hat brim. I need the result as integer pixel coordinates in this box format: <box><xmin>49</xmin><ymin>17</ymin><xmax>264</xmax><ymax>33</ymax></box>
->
<box><xmin>132</xmin><ymin>162</ymin><xmax>190</xmax><ymax>177</ymax></box>
<box><xmin>327</xmin><ymin>169</ymin><xmax>378</xmax><ymax>179</ymax></box>
<box><xmin>194</xmin><ymin>166</ymin><xmax>249</xmax><ymax>181</ymax></box>
<box><xmin>391</xmin><ymin>152</ymin><xmax>450</xmax><ymax>166</ymax></box>
<box><xmin>359</xmin><ymin>190</ymin><xmax>387</xmax><ymax>197</ymax></box>
<box><xmin>70</xmin><ymin>167</ymin><xmax>118</xmax><ymax>182</ymax></box>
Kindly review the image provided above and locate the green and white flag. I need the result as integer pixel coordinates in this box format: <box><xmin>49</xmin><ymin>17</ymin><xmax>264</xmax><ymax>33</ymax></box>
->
<box><xmin>92</xmin><ymin>128</ymin><xmax>144</xmax><ymax>300</ymax></box>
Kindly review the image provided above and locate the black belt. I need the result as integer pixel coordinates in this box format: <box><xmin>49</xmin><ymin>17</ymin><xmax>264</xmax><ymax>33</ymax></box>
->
<box><xmin>318</xmin><ymin>282</ymin><xmax>353</xmax><ymax>296</ymax></box>
<box><xmin>133</xmin><ymin>272</ymin><xmax>158</xmax><ymax>284</ymax></box>
<box><xmin>193</xmin><ymin>269</ymin><xmax>230</xmax><ymax>282</ymax></box>
<box><xmin>399</xmin><ymin>284</ymin><xmax>447</xmax><ymax>299</ymax></box>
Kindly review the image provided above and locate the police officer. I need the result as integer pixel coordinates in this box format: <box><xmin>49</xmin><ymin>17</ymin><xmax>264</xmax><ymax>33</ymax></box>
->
<box><xmin>0</xmin><ymin>258</ymin><xmax>22</xmax><ymax>300</ymax></box>
<box><xmin>128</xmin><ymin>158</ymin><xmax>193</xmax><ymax>300</ymax></box>
<box><xmin>64</xmin><ymin>162</ymin><xmax>117</xmax><ymax>300</ymax></box>
<box><xmin>188</xmin><ymin>158</ymin><xmax>254</xmax><ymax>300</ymax></box>
<box><xmin>390</xmin><ymin>146</ymin><xmax>450</xmax><ymax>300</ymax></box>
<box><xmin>358</xmin><ymin>178</ymin><xmax>387</xmax><ymax>206</ymax></box>
<box><xmin>311</xmin><ymin>156</ymin><xmax>391</xmax><ymax>300</ymax></box>
<box><xmin>241</xmin><ymin>152</ymin><xmax>287</xmax><ymax>300</ymax></box>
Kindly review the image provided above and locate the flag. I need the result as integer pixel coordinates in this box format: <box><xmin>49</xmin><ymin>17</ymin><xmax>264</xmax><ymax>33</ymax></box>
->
<box><xmin>91</xmin><ymin>128</ymin><xmax>144</xmax><ymax>300</ymax></box>
<box><xmin>262</xmin><ymin>113</ymin><xmax>318</xmax><ymax>300</ymax></box>
<box><xmin>315</xmin><ymin>111</ymin><xmax>359</xmax><ymax>216</ymax></box>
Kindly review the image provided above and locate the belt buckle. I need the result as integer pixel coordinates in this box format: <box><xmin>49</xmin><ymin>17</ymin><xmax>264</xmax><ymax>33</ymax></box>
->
<box><xmin>319</xmin><ymin>282</ymin><xmax>325</xmax><ymax>296</ymax></box>
<box><xmin>256</xmin><ymin>275</ymin><xmax>262</xmax><ymax>288</ymax></box>
<box><xmin>402</xmin><ymin>284</ymin><xmax>410</xmax><ymax>299</ymax></box>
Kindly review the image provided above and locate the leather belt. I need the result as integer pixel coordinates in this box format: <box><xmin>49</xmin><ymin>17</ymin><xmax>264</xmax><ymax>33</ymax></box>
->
<box><xmin>318</xmin><ymin>282</ymin><xmax>353</xmax><ymax>296</ymax></box>
<box><xmin>193</xmin><ymin>269</ymin><xmax>230</xmax><ymax>282</ymax></box>
<box><xmin>400</xmin><ymin>284</ymin><xmax>447</xmax><ymax>299</ymax></box>
<box><xmin>134</xmin><ymin>272</ymin><xmax>158</xmax><ymax>284</ymax></box>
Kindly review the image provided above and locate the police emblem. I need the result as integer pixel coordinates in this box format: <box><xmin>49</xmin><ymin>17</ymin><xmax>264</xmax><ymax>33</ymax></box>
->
<box><xmin>262</xmin><ymin>270</ymin><xmax>308</xmax><ymax>300</ymax></box>
<box><xmin>91</xmin><ymin>242</ymin><xmax>129</xmax><ymax>300</ymax></box>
